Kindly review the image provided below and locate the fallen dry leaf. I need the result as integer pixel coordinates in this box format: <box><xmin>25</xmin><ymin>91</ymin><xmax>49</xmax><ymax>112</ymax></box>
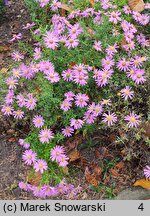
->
<box><xmin>94</xmin><ymin>166</ymin><xmax>102</xmax><ymax>176</ymax></box>
<box><xmin>66</xmin><ymin>135</ymin><xmax>83</xmax><ymax>150</ymax></box>
<box><xmin>8</xmin><ymin>137</ymin><xmax>17</xmax><ymax>142</ymax></box>
<box><xmin>0</xmin><ymin>67</ymin><xmax>8</xmax><ymax>74</ymax></box>
<box><xmin>0</xmin><ymin>44</ymin><xmax>11</xmax><ymax>52</ymax></box>
<box><xmin>63</xmin><ymin>166</ymin><xmax>69</xmax><ymax>174</ymax></box>
<box><xmin>87</xmin><ymin>28</ymin><xmax>95</xmax><ymax>38</ymax></box>
<box><xmin>68</xmin><ymin>149</ymin><xmax>81</xmax><ymax>162</ymax></box>
<box><xmin>128</xmin><ymin>0</ymin><xmax>145</xmax><ymax>12</ymax></box>
<box><xmin>87</xmin><ymin>0</ymin><xmax>95</xmax><ymax>7</ymax></box>
<box><xmin>134</xmin><ymin>179</ymin><xmax>150</xmax><ymax>190</ymax></box>
<box><xmin>116</xmin><ymin>161</ymin><xmax>125</xmax><ymax>170</ymax></box>
<box><xmin>110</xmin><ymin>168</ymin><xmax>119</xmax><ymax>177</ymax></box>
<box><xmin>27</xmin><ymin>171</ymin><xmax>42</xmax><ymax>186</ymax></box>
<box><xmin>85</xmin><ymin>167</ymin><xmax>98</xmax><ymax>187</ymax></box>
<box><xmin>59</xmin><ymin>3</ymin><xmax>72</xmax><ymax>12</ymax></box>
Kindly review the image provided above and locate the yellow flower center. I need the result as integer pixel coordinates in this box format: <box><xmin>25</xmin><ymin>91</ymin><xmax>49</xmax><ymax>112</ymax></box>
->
<box><xmin>130</xmin><ymin>117</ymin><xmax>135</xmax><ymax>123</ymax></box>
<box><xmin>130</xmin><ymin>70</ymin><xmax>134</xmax><ymax>75</ymax></box>
<box><xmin>102</xmin><ymin>74</ymin><xmax>107</xmax><ymax>79</ymax></box>
<box><xmin>29</xmin><ymin>100</ymin><xmax>33</xmax><ymax>104</ymax></box>
<box><xmin>103</xmin><ymin>100</ymin><xmax>108</xmax><ymax>104</ymax></box>
<box><xmin>10</xmin><ymin>80</ymin><xmax>14</xmax><ymax>85</ymax></box>
<box><xmin>39</xmin><ymin>164</ymin><xmax>43</xmax><ymax>168</ymax></box>
<box><xmin>107</xmin><ymin>116</ymin><xmax>112</xmax><ymax>121</ymax></box>
<box><xmin>6</xmin><ymin>107</ymin><xmax>10</xmax><ymax>112</ymax></box>
<box><xmin>16</xmin><ymin>111</ymin><xmax>21</xmax><ymax>116</ymax></box>
<box><xmin>15</xmin><ymin>71</ymin><xmax>19</xmax><ymax>75</ymax></box>
<box><xmin>110</xmin><ymin>46</ymin><xmax>114</xmax><ymax>51</ymax></box>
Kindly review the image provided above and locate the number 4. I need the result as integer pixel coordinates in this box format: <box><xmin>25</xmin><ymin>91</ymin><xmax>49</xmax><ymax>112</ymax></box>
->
<box><xmin>138</xmin><ymin>203</ymin><xmax>144</xmax><ymax>211</ymax></box>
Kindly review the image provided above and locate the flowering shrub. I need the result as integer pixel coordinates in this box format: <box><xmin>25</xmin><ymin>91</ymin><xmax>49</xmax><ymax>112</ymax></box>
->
<box><xmin>1</xmin><ymin>0</ymin><xmax>150</xmax><ymax>198</ymax></box>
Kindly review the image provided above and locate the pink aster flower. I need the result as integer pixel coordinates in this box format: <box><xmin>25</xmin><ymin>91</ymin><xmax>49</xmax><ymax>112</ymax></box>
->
<box><xmin>11</xmin><ymin>51</ymin><xmax>24</xmax><ymax>62</ymax></box>
<box><xmin>101</xmin><ymin>99</ymin><xmax>112</xmax><ymax>106</ymax></box>
<box><xmin>101</xmin><ymin>56</ymin><xmax>115</xmax><ymax>70</ymax></box>
<box><xmin>61</xmin><ymin>99</ymin><xmax>72</xmax><ymax>112</ymax></box>
<box><xmin>34</xmin><ymin>47</ymin><xmax>42</xmax><ymax>60</ymax></box>
<box><xmin>25</xmin><ymin>94</ymin><xmax>37</xmax><ymax>110</ymax></box>
<box><xmin>19</xmin><ymin>182</ymin><xmax>31</xmax><ymax>191</ymax></box>
<box><xmin>120</xmin><ymin>86</ymin><xmax>134</xmax><ymax>100</ymax></box>
<box><xmin>39</xmin><ymin>0</ymin><xmax>49</xmax><ymax>7</ymax></box>
<box><xmin>50</xmin><ymin>0</ymin><xmax>61</xmax><ymax>11</ymax></box>
<box><xmin>39</xmin><ymin>129</ymin><xmax>54</xmax><ymax>143</ymax></box>
<box><xmin>68</xmin><ymin>23</ymin><xmax>83</xmax><ymax>38</ymax></box>
<box><xmin>117</xmin><ymin>58</ymin><xmax>130</xmax><ymax>72</ymax></box>
<box><xmin>94</xmin><ymin>15</ymin><xmax>102</xmax><ymax>25</ymax></box>
<box><xmin>59</xmin><ymin>155</ymin><xmax>69</xmax><ymax>167</ymax></box>
<box><xmin>22</xmin><ymin>22</ymin><xmax>35</xmax><ymax>29</ymax></box>
<box><xmin>34</xmin><ymin>159</ymin><xmax>48</xmax><ymax>173</ymax></box>
<box><xmin>22</xmin><ymin>149</ymin><xmax>37</xmax><ymax>165</ymax></box>
<box><xmin>18</xmin><ymin>139</ymin><xmax>25</xmax><ymax>146</ymax></box>
<box><xmin>12</xmin><ymin>68</ymin><xmax>22</xmax><ymax>78</ymax></box>
<box><xmin>64</xmin><ymin>91</ymin><xmax>75</xmax><ymax>101</ymax></box>
<box><xmin>33</xmin><ymin>115</ymin><xmax>44</xmax><ymax>128</ymax></box>
<box><xmin>123</xmin><ymin>41</ymin><xmax>135</xmax><ymax>52</ymax></box>
<box><xmin>16</xmin><ymin>94</ymin><xmax>26</xmax><ymax>108</ymax></box>
<box><xmin>123</xmin><ymin>6</ymin><xmax>131</xmax><ymax>15</ymax></box>
<box><xmin>6</xmin><ymin>77</ymin><xmax>18</xmax><ymax>89</ymax></box>
<box><xmin>62</xmin><ymin>127</ymin><xmax>74</xmax><ymax>137</ymax></box>
<box><xmin>93</xmin><ymin>104</ymin><xmax>103</xmax><ymax>116</ymax></box>
<box><xmin>21</xmin><ymin>64</ymin><xmax>34</xmax><ymax>79</ymax></box>
<box><xmin>13</xmin><ymin>110</ymin><xmax>24</xmax><ymax>119</ymax></box>
<box><xmin>65</xmin><ymin>37</ymin><xmax>79</xmax><ymax>49</ymax></box>
<box><xmin>109</xmin><ymin>11</ymin><xmax>122</xmax><ymax>24</ymax></box>
<box><xmin>70</xmin><ymin>118</ymin><xmax>84</xmax><ymax>130</ymax></box>
<box><xmin>18</xmin><ymin>139</ymin><xmax>30</xmax><ymax>149</ymax></box>
<box><xmin>41</xmin><ymin>60</ymin><xmax>55</xmax><ymax>75</ymax></box>
<box><xmin>23</xmin><ymin>143</ymin><xmax>30</xmax><ymax>149</ymax></box>
<box><xmin>124</xmin><ymin>112</ymin><xmax>141</xmax><ymax>127</ymax></box>
<box><xmin>4</xmin><ymin>90</ymin><xmax>14</xmax><ymax>104</ymax></box>
<box><xmin>124</xmin><ymin>32</ymin><xmax>134</xmax><ymax>43</ymax></box>
<box><xmin>144</xmin><ymin>166</ymin><xmax>150</xmax><ymax>180</ymax></box>
<box><xmin>93</xmin><ymin>41</ymin><xmax>102</xmax><ymax>51</ymax></box>
<box><xmin>145</xmin><ymin>3</ymin><xmax>150</xmax><ymax>10</ymax></box>
<box><xmin>73</xmin><ymin>64</ymin><xmax>88</xmax><ymax>74</ymax></box>
<box><xmin>32</xmin><ymin>186</ymin><xmax>45</xmax><ymax>198</ymax></box>
<box><xmin>62</xmin><ymin>68</ymin><xmax>73</xmax><ymax>81</ymax></box>
<box><xmin>83</xmin><ymin>111</ymin><xmax>96</xmax><ymax>124</ymax></box>
<box><xmin>87</xmin><ymin>102</ymin><xmax>96</xmax><ymax>113</ymax></box>
<box><xmin>102</xmin><ymin>112</ymin><xmax>117</xmax><ymax>126</ymax></box>
<box><xmin>1</xmin><ymin>105</ymin><xmax>13</xmax><ymax>116</ymax></box>
<box><xmin>132</xmin><ymin>69</ymin><xmax>146</xmax><ymax>84</ymax></box>
<box><xmin>75</xmin><ymin>93</ymin><xmax>89</xmax><ymax>108</ymax></box>
<box><xmin>94</xmin><ymin>69</ymin><xmax>113</xmax><ymax>87</ymax></box>
<box><xmin>131</xmin><ymin>56</ymin><xmax>143</xmax><ymax>68</ymax></box>
<box><xmin>73</xmin><ymin>73</ymin><xmax>88</xmax><ymax>86</ymax></box>
<box><xmin>44</xmin><ymin>32</ymin><xmax>59</xmax><ymax>50</ymax></box>
<box><xmin>41</xmin><ymin>185</ymin><xmax>58</xmax><ymax>197</ymax></box>
<box><xmin>106</xmin><ymin>44</ymin><xmax>118</xmax><ymax>56</ymax></box>
<box><xmin>45</xmin><ymin>71</ymin><xmax>60</xmax><ymax>83</ymax></box>
<box><xmin>136</xmin><ymin>33</ymin><xmax>146</xmax><ymax>45</ymax></box>
<box><xmin>10</xmin><ymin>33</ymin><xmax>22</xmax><ymax>42</ymax></box>
<box><xmin>138</xmin><ymin>14</ymin><xmax>149</xmax><ymax>26</ymax></box>
<box><xmin>51</xmin><ymin>145</ymin><xmax>65</xmax><ymax>162</ymax></box>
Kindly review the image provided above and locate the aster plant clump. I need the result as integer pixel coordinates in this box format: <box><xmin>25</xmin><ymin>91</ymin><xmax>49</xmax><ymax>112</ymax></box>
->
<box><xmin>1</xmin><ymin>0</ymin><xmax>150</xmax><ymax>198</ymax></box>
